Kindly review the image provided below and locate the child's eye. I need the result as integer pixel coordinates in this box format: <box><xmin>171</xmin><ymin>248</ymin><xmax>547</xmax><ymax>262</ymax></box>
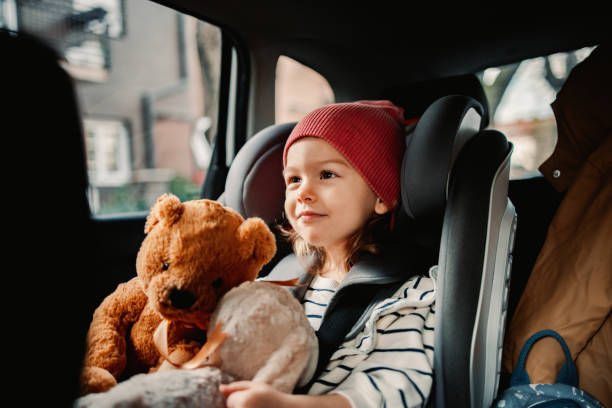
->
<box><xmin>286</xmin><ymin>176</ymin><xmax>301</xmax><ymax>184</ymax></box>
<box><xmin>320</xmin><ymin>170</ymin><xmax>337</xmax><ymax>179</ymax></box>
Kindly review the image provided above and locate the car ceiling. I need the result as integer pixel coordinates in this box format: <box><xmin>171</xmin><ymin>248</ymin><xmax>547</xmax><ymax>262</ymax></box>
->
<box><xmin>157</xmin><ymin>1</ymin><xmax>608</xmax><ymax>99</ymax></box>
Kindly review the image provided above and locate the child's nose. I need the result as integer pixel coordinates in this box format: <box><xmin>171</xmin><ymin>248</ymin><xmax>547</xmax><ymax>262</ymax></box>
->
<box><xmin>297</xmin><ymin>181</ymin><xmax>315</xmax><ymax>202</ymax></box>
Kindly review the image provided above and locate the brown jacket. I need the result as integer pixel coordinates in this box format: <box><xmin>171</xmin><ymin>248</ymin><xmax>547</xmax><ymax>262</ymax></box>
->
<box><xmin>503</xmin><ymin>45</ymin><xmax>612</xmax><ymax>406</ymax></box>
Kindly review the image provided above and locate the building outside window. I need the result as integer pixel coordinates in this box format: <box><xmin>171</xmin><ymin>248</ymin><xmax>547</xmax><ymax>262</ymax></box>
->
<box><xmin>4</xmin><ymin>0</ymin><xmax>221</xmax><ymax>216</ymax></box>
<box><xmin>85</xmin><ymin>118</ymin><xmax>130</xmax><ymax>186</ymax></box>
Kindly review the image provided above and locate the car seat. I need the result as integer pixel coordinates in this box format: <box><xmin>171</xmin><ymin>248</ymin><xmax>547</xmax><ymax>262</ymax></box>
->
<box><xmin>219</xmin><ymin>95</ymin><xmax>515</xmax><ymax>408</ymax></box>
<box><xmin>411</xmin><ymin>100</ymin><xmax>516</xmax><ymax>408</ymax></box>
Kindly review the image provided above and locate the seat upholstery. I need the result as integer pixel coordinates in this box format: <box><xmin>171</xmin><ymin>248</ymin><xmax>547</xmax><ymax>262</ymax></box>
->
<box><xmin>222</xmin><ymin>121</ymin><xmax>295</xmax><ymax>225</ymax></box>
<box><xmin>400</xmin><ymin>94</ymin><xmax>485</xmax><ymax>248</ymax></box>
<box><xmin>431</xmin><ymin>130</ymin><xmax>516</xmax><ymax>408</ymax></box>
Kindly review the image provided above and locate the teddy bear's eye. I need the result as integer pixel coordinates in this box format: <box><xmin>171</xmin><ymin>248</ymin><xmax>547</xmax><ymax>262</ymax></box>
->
<box><xmin>212</xmin><ymin>278</ymin><xmax>223</xmax><ymax>289</ymax></box>
<box><xmin>162</xmin><ymin>262</ymin><xmax>170</xmax><ymax>271</ymax></box>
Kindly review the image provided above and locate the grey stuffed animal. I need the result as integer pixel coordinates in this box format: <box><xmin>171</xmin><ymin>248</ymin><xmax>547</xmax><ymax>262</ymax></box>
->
<box><xmin>75</xmin><ymin>281</ymin><xmax>317</xmax><ymax>408</ymax></box>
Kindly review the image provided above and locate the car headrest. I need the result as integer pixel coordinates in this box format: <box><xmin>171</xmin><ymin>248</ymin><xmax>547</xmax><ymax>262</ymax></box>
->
<box><xmin>401</xmin><ymin>94</ymin><xmax>485</xmax><ymax>223</ymax></box>
<box><xmin>380</xmin><ymin>74</ymin><xmax>489</xmax><ymax>128</ymax></box>
<box><xmin>223</xmin><ymin>121</ymin><xmax>295</xmax><ymax>223</ymax></box>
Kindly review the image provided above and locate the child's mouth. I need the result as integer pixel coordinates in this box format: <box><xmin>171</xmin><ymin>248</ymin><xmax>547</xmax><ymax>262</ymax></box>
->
<box><xmin>298</xmin><ymin>211</ymin><xmax>325</xmax><ymax>222</ymax></box>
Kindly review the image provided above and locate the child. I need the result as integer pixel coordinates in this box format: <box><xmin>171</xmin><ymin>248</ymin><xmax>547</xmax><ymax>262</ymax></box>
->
<box><xmin>220</xmin><ymin>101</ymin><xmax>437</xmax><ymax>408</ymax></box>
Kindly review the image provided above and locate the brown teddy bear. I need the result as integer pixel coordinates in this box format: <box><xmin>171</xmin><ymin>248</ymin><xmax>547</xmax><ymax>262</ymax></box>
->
<box><xmin>75</xmin><ymin>281</ymin><xmax>317</xmax><ymax>408</ymax></box>
<box><xmin>80</xmin><ymin>194</ymin><xmax>277</xmax><ymax>395</ymax></box>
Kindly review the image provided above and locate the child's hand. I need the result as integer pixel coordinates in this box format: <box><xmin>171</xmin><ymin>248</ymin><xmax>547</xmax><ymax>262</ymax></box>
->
<box><xmin>220</xmin><ymin>381</ymin><xmax>289</xmax><ymax>408</ymax></box>
<box><xmin>220</xmin><ymin>380</ymin><xmax>352</xmax><ymax>408</ymax></box>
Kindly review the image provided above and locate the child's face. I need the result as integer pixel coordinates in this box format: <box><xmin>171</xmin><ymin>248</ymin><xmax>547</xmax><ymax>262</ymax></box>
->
<box><xmin>283</xmin><ymin>137</ymin><xmax>387</xmax><ymax>252</ymax></box>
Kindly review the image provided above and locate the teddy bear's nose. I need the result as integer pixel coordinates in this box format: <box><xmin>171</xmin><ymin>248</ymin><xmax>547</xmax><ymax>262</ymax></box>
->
<box><xmin>169</xmin><ymin>288</ymin><xmax>197</xmax><ymax>309</ymax></box>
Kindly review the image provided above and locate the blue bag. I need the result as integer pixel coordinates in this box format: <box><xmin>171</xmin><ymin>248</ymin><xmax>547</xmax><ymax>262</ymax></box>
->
<box><xmin>495</xmin><ymin>329</ymin><xmax>603</xmax><ymax>408</ymax></box>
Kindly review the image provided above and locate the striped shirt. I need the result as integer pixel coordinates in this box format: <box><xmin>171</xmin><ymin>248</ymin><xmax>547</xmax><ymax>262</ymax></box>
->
<box><xmin>303</xmin><ymin>266</ymin><xmax>437</xmax><ymax>408</ymax></box>
<box><xmin>302</xmin><ymin>275</ymin><xmax>339</xmax><ymax>330</ymax></box>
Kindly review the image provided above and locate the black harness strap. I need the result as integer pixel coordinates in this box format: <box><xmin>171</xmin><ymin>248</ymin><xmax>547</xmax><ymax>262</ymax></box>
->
<box><xmin>295</xmin><ymin>280</ymin><xmax>406</xmax><ymax>393</ymax></box>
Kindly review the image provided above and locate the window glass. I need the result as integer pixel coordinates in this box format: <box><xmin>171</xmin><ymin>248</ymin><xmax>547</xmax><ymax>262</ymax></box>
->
<box><xmin>0</xmin><ymin>0</ymin><xmax>17</xmax><ymax>30</ymax></box>
<box><xmin>3</xmin><ymin>0</ymin><xmax>221</xmax><ymax>215</ymax></box>
<box><xmin>85</xmin><ymin>118</ymin><xmax>130</xmax><ymax>183</ymax></box>
<box><xmin>478</xmin><ymin>46</ymin><xmax>595</xmax><ymax>179</ymax></box>
<box><xmin>275</xmin><ymin>55</ymin><xmax>334</xmax><ymax>123</ymax></box>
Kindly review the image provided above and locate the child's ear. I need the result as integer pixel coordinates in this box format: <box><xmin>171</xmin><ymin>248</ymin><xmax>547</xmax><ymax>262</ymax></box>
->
<box><xmin>374</xmin><ymin>198</ymin><xmax>390</xmax><ymax>215</ymax></box>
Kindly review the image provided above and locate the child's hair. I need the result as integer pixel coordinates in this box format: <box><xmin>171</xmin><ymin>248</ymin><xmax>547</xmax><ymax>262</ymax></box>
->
<box><xmin>281</xmin><ymin>100</ymin><xmax>406</xmax><ymax>273</ymax></box>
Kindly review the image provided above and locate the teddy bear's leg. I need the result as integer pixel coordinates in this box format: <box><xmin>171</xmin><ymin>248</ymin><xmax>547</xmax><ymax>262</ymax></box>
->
<box><xmin>80</xmin><ymin>366</ymin><xmax>117</xmax><ymax>395</ymax></box>
<box><xmin>251</xmin><ymin>333</ymin><xmax>313</xmax><ymax>393</ymax></box>
<box><xmin>81</xmin><ymin>278</ymin><xmax>149</xmax><ymax>394</ymax></box>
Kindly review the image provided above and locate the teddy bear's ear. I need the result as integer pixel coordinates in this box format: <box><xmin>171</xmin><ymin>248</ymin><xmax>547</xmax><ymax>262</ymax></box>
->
<box><xmin>144</xmin><ymin>194</ymin><xmax>184</xmax><ymax>233</ymax></box>
<box><xmin>236</xmin><ymin>217</ymin><xmax>277</xmax><ymax>266</ymax></box>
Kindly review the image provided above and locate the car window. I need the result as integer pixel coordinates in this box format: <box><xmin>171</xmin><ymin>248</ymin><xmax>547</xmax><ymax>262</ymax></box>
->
<box><xmin>275</xmin><ymin>55</ymin><xmax>334</xmax><ymax>123</ymax></box>
<box><xmin>478</xmin><ymin>46</ymin><xmax>595</xmax><ymax>179</ymax></box>
<box><xmin>2</xmin><ymin>0</ymin><xmax>221</xmax><ymax>216</ymax></box>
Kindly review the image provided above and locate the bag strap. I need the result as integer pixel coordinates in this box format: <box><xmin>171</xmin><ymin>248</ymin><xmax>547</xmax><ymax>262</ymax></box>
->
<box><xmin>510</xmin><ymin>329</ymin><xmax>578</xmax><ymax>387</ymax></box>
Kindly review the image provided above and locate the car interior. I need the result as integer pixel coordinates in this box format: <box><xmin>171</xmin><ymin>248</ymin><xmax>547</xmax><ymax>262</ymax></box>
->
<box><xmin>2</xmin><ymin>2</ymin><xmax>608</xmax><ymax>407</ymax></box>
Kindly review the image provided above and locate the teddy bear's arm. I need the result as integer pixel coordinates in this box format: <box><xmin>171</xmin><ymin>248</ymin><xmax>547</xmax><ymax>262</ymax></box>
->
<box><xmin>83</xmin><ymin>277</ymin><xmax>149</xmax><ymax>379</ymax></box>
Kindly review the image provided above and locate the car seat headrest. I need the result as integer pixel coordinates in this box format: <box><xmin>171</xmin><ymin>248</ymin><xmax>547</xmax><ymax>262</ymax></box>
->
<box><xmin>380</xmin><ymin>74</ymin><xmax>489</xmax><ymax>128</ymax></box>
<box><xmin>223</xmin><ymin>122</ymin><xmax>295</xmax><ymax>223</ymax></box>
<box><xmin>401</xmin><ymin>95</ymin><xmax>485</xmax><ymax>222</ymax></box>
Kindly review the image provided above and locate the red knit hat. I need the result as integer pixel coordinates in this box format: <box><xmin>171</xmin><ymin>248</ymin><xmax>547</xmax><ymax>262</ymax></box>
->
<box><xmin>283</xmin><ymin>100</ymin><xmax>405</xmax><ymax>208</ymax></box>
